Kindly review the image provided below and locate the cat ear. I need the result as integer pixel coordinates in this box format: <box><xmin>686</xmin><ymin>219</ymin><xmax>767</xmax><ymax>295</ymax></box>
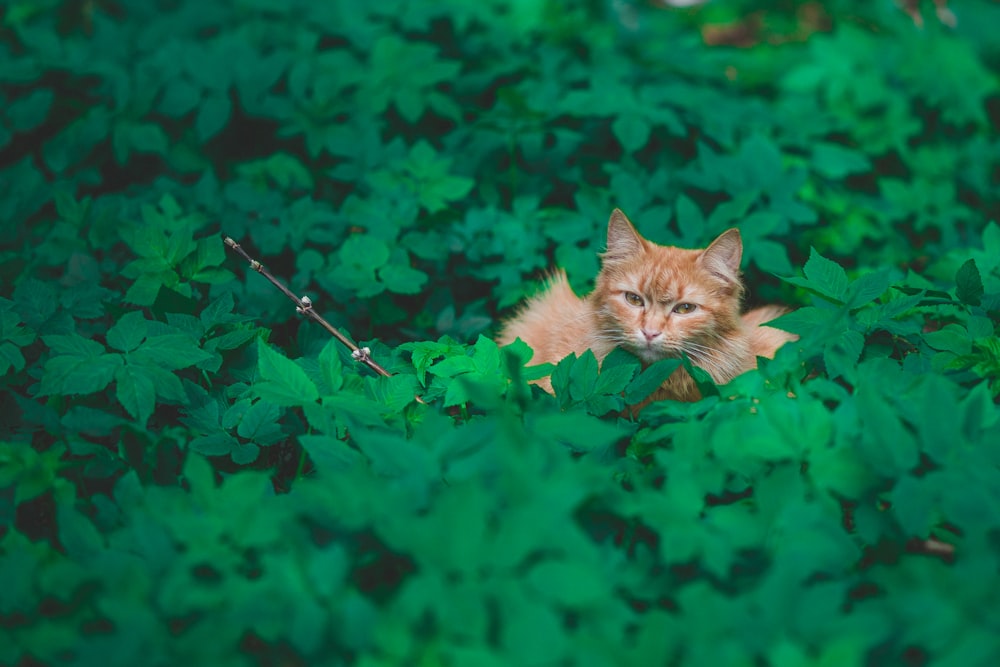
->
<box><xmin>700</xmin><ymin>228</ymin><xmax>743</xmax><ymax>283</ymax></box>
<box><xmin>604</xmin><ymin>209</ymin><xmax>645</xmax><ymax>261</ymax></box>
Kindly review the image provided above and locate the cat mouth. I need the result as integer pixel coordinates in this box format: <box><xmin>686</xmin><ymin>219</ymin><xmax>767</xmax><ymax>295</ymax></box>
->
<box><xmin>631</xmin><ymin>340</ymin><xmax>671</xmax><ymax>362</ymax></box>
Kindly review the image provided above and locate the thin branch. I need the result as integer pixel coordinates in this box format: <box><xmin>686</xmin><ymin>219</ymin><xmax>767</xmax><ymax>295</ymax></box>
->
<box><xmin>223</xmin><ymin>235</ymin><xmax>394</xmax><ymax>378</ymax></box>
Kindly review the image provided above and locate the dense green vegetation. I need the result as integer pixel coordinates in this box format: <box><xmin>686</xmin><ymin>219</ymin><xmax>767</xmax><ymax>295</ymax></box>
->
<box><xmin>2</xmin><ymin>0</ymin><xmax>999</xmax><ymax>664</ymax></box>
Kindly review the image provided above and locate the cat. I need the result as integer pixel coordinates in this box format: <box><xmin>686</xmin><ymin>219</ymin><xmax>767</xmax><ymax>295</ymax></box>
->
<box><xmin>497</xmin><ymin>208</ymin><xmax>796</xmax><ymax>403</ymax></box>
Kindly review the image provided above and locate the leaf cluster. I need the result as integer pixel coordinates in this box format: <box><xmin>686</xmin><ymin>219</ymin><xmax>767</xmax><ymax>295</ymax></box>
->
<box><xmin>2</xmin><ymin>1</ymin><xmax>1000</xmax><ymax>665</ymax></box>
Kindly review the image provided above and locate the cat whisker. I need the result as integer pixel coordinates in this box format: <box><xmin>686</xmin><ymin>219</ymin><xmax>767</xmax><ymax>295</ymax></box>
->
<box><xmin>496</xmin><ymin>208</ymin><xmax>793</xmax><ymax>401</ymax></box>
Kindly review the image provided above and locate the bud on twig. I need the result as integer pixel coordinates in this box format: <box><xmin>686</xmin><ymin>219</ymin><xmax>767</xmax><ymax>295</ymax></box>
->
<box><xmin>223</xmin><ymin>236</ymin><xmax>396</xmax><ymax>379</ymax></box>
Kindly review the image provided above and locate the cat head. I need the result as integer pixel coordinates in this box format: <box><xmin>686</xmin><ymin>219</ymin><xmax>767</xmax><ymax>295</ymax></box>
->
<box><xmin>593</xmin><ymin>208</ymin><xmax>745</xmax><ymax>363</ymax></box>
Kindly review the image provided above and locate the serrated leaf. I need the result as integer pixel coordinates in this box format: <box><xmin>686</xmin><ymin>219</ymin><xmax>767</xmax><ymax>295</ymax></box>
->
<box><xmin>200</xmin><ymin>292</ymin><xmax>236</xmax><ymax>328</ymax></box>
<box><xmin>823</xmin><ymin>329</ymin><xmax>865</xmax><ymax>380</ymax></box>
<box><xmin>550</xmin><ymin>353</ymin><xmax>576</xmax><ymax>401</ymax></box>
<box><xmin>0</xmin><ymin>343</ymin><xmax>26</xmax><ymax>374</ymax></box>
<box><xmin>132</xmin><ymin>334</ymin><xmax>212</xmax><ymax>370</ymax></box>
<box><xmin>40</xmin><ymin>349</ymin><xmax>122</xmax><ymax>396</ymax></box>
<box><xmin>856</xmin><ymin>395</ymin><xmax>919</xmax><ymax>476</ymax></box>
<box><xmin>339</xmin><ymin>234</ymin><xmax>390</xmax><ymax>269</ymax></box>
<box><xmin>366</xmin><ymin>374</ymin><xmax>419</xmax><ymax>414</ymax></box>
<box><xmin>115</xmin><ymin>364</ymin><xmax>156</xmax><ymax>425</ymax></box>
<box><xmin>189</xmin><ymin>432</ymin><xmax>238</xmax><ymax>456</ymax></box>
<box><xmin>429</xmin><ymin>354</ymin><xmax>477</xmax><ymax>378</ymax></box>
<box><xmin>210</xmin><ymin>328</ymin><xmax>257</xmax><ymax>351</ymax></box>
<box><xmin>298</xmin><ymin>434</ymin><xmax>363</xmax><ymax>474</ymax></box>
<box><xmin>43</xmin><ymin>333</ymin><xmax>104</xmax><ymax>358</ymax></box>
<box><xmin>472</xmin><ymin>335</ymin><xmax>501</xmax><ymax>375</ymax></box>
<box><xmin>625</xmin><ymin>358</ymin><xmax>683</xmax><ymax>405</ymax></box>
<box><xmin>223</xmin><ymin>398</ymin><xmax>252</xmax><ymax>430</ymax></box>
<box><xmin>845</xmin><ymin>270</ymin><xmax>892</xmax><ymax>309</ymax></box>
<box><xmin>231</xmin><ymin>441</ymin><xmax>260</xmax><ymax>465</ymax></box>
<box><xmin>802</xmin><ymin>248</ymin><xmax>849</xmax><ymax>301</ymax></box>
<box><xmin>236</xmin><ymin>400</ymin><xmax>283</xmax><ymax>444</ymax></box>
<box><xmin>317</xmin><ymin>339</ymin><xmax>344</xmax><ymax>394</ymax></box>
<box><xmin>255</xmin><ymin>338</ymin><xmax>319</xmax><ymax>406</ymax></box>
<box><xmin>14</xmin><ymin>278</ymin><xmax>57</xmax><ymax>329</ymax></box>
<box><xmin>955</xmin><ymin>258</ymin><xmax>983</xmax><ymax>306</ymax></box>
<box><xmin>569</xmin><ymin>350</ymin><xmax>599</xmax><ymax>402</ymax></box>
<box><xmin>924</xmin><ymin>324</ymin><xmax>972</xmax><ymax>355</ymax></box>
<box><xmin>106</xmin><ymin>311</ymin><xmax>148</xmax><ymax>353</ymax></box>
<box><xmin>378</xmin><ymin>263</ymin><xmax>428</xmax><ymax>294</ymax></box>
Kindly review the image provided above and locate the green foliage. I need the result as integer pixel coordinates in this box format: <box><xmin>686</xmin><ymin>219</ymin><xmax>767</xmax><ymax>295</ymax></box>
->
<box><xmin>2</xmin><ymin>0</ymin><xmax>999</xmax><ymax>665</ymax></box>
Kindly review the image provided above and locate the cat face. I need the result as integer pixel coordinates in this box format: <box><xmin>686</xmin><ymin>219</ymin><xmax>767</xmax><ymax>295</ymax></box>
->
<box><xmin>592</xmin><ymin>209</ymin><xmax>744</xmax><ymax>363</ymax></box>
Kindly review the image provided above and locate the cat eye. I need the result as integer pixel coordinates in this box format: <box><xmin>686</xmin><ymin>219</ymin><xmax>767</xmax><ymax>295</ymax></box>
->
<box><xmin>673</xmin><ymin>303</ymin><xmax>697</xmax><ymax>314</ymax></box>
<box><xmin>624</xmin><ymin>292</ymin><xmax>644</xmax><ymax>307</ymax></box>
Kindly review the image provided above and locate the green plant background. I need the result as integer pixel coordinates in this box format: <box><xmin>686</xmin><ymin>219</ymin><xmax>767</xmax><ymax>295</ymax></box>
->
<box><xmin>2</xmin><ymin>0</ymin><xmax>1000</xmax><ymax>665</ymax></box>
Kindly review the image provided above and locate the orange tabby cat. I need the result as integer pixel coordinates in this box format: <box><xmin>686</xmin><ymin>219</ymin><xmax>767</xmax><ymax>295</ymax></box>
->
<box><xmin>497</xmin><ymin>208</ymin><xmax>795</xmax><ymax>402</ymax></box>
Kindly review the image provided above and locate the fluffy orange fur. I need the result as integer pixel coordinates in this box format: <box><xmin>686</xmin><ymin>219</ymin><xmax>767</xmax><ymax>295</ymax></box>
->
<box><xmin>497</xmin><ymin>208</ymin><xmax>796</xmax><ymax>402</ymax></box>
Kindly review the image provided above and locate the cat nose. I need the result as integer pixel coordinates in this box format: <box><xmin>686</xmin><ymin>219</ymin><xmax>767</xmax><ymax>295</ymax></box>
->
<box><xmin>641</xmin><ymin>328</ymin><xmax>661</xmax><ymax>341</ymax></box>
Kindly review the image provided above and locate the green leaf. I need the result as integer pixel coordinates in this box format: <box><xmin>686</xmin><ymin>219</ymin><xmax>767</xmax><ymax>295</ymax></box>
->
<box><xmin>811</xmin><ymin>142</ymin><xmax>871</xmax><ymax>179</ymax></box>
<box><xmin>189</xmin><ymin>432</ymin><xmax>237</xmax><ymax>457</ymax></box>
<box><xmin>568</xmin><ymin>349</ymin><xmax>599</xmax><ymax>402</ymax></box>
<box><xmin>115</xmin><ymin>364</ymin><xmax>157</xmax><ymax>426</ymax></box>
<box><xmin>317</xmin><ymin>339</ymin><xmax>344</xmax><ymax>394</ymax></box>
<box><xmin>527</xmin><ymin>559</ymin><xmax>608</xmax><ymax>607</ymax></box>
<box><xmin>106</xmin><ymin>311</ymin><xmax>148</xmax><ymax>353</ymax></box>
<box><xmin>298</xmin><ymin>435</ymin><xmax>364</xmax><ymax>474</ymax></box>
<box><xmin>231</xmin><ymin>441</ymin><xmax>260</xmax><ymax>465</ymax></box>
<box><xmin>339</xmin><ymin>234</ymin><xmax>390</xmax><ymax>269</ymax></box>
<box><xmin>801</xmin><ymin>248</ymin><xmax>849</xmax><ymax>301</ymax></box>
<box><xmin>131</xmin><ymin>334</ymin><xmax>212</xmax><ymax>370</ymax></box>
<box><xmin>924</xmin><ymin>324</ymin><xmax>972</xmax><ymax>356</ymax></box>
<box><xmin>378</xmin><ymin>263</ymin><xmax>428</xmax><ymax>295</ymax></box>
<box><xmin>57</xmin><ymin>504</ymin><xmax>104</xmax><ymax>559</ymax></box>
<box><xmin>625</xmin><ymin>358</ymin><xmax>683</xmax><ymax>405</ymax></box>
<box><xmin>472</xmin><ymin>335</ymin><xmax>501</xmax><ymax>375</ymax></box>
<box><xmin>255</xmin><ymin>338</ymin><xmax>319</xmax><ymax>406</ymax></box>
<box><xmin>236</xmin><ymin>400</ymin><xmax>284</xmax><ymax>445</ymax></box>
<box><xmin>366</xmin><ymin>374</ymin><xmax>419</xmax><ymax>414</ymax></box>
<box><xmin>123</xmin><ymin>122</ymin><xmax>169</xmax><ymax>157</ymax></box>
<box><xmin>890</xmin><ymin>475</ymin><xmax>935</xmax><ymax>537</ymax></box>
<box><xmin>845</xmin><ymin>270</ymin><xmax>892</xmax><ymax>309</ymax></box>
<box><xmin>195</xmin><ymin>93</ymin><xmax>232</xmax><ymax>140</ymax></box>
<box><xmin>955</xmin><ymin>258</ymin><xmax>983</xmax><ymax>306</ymax></box>
<box><xmin>40</xmin><ymin>337</ymin><xmax>122</xmax><ymax>396</ymax></box>
<box><xmin>856</xmin><ymin>394</ymin><xmax>919</xmax><ymax>476</ymax></box>
<box><xmin>14</xmin><ymin>278</ymin><xmax>57</xmax><ymax>329</ymax></box>
<box><xmin>612</xmin><ymin>113</ymin><xmax>651</xmax><ymax>153</ymax></box>
<box><xmin>594</xmin><ymin>357</ymin><xmax>638</xmax><ymax>396</ymax></box>
<box><xmin>7</xmin><ymin>88</ymin><xmax>54</xmax><ymax>132</ymax></box>
<box><xmin>200</xmin><ymin>292</ymin><xmax>237</xmax><ymax>329</ymax></box>
<box><xmin>530</xmin><ymin>411</ymin><xmax>625</xmax><ymax>453</ymax></box>
<box><xmin>675</xmin><ymin>194</ymin><xmax>705</xmax><ymax>244</ymax></box>
<box><xmin>823</xmin><ymin>329</ymin><xmax>865</xmax><ymax>380</ymax></box>
<box><xmin>159</xmin><ymin>79</ymin><xmax>202</xmax><ymax>117</ymax></box>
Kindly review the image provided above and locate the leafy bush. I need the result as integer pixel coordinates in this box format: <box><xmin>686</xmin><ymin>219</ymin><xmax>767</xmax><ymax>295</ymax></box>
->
<box><xmin>2</xmin><ymin>0</ymin><xmax>999</xmax><ymax>665</ymax></box>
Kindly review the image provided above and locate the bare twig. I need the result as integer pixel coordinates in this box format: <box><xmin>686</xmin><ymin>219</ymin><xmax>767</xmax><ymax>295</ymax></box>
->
<box><xmin>223</xmin><ymin>236</ymin><xmax>395</xmax><ymax>379</ymax></box>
